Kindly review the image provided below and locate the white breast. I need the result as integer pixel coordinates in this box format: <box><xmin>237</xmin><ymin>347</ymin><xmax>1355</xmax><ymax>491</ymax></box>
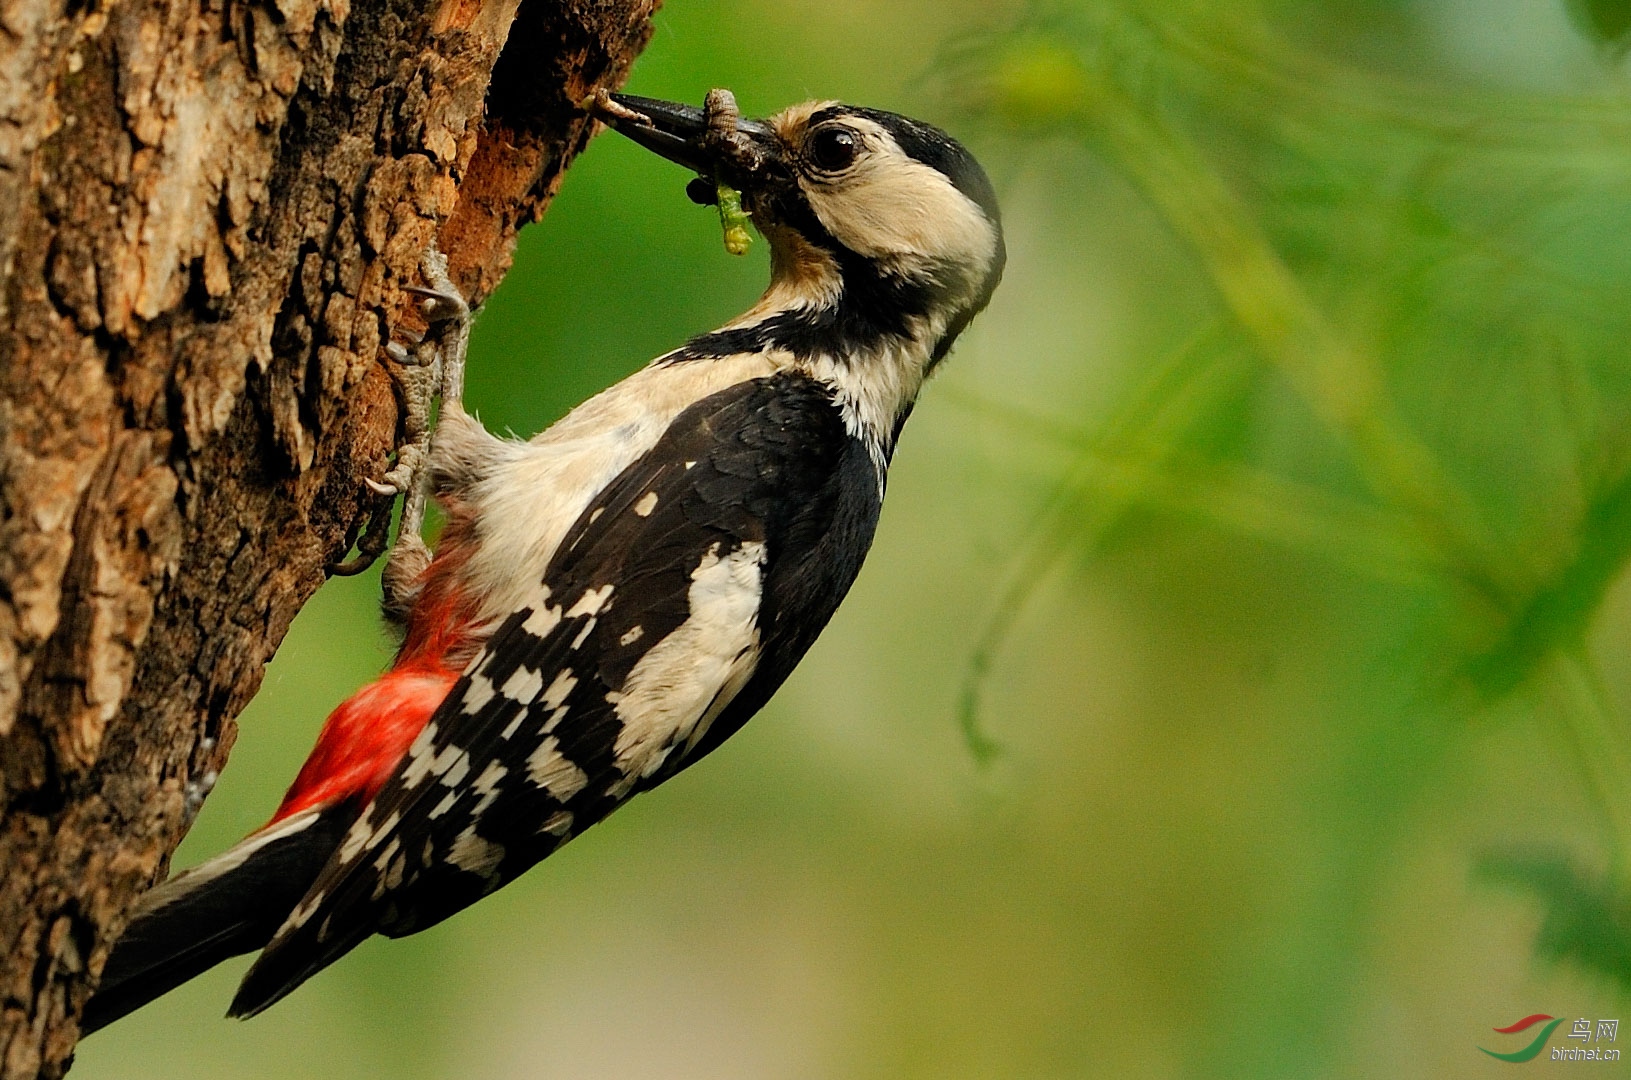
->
<box><xmin>451</xmin><ymin>353</ymin><xmax>780</xmax><ymax>627</ymax></box>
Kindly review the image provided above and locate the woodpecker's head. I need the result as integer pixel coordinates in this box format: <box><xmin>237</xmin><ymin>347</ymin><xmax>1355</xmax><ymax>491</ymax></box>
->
<box><xmin>594</xmin><ymin>91</ymin><xmax>1005</xmax><ymax>372</ymax></box>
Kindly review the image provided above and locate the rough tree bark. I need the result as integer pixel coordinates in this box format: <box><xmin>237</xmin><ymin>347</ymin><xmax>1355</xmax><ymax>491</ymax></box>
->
<box><xmin>0</xmin><ymin>0</ymin><xmax>658</xmax><ymax>1073</ymax></box>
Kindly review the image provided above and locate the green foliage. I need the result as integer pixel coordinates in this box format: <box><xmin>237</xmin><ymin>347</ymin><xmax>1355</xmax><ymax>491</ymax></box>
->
<box><xmin>947</xmin><ymin>0</ymin><xmax>1631</xmax><ymax>1063</ymax></box>
<box><xmin>1480</xmin><ymin>849</ymin><xmax>1631</xmax><ymax>994</ymax></box>
<box><xmin>1568</xmin><ymin>0</ymin><xmax>1631</xmax><ymax>53</ymax></box>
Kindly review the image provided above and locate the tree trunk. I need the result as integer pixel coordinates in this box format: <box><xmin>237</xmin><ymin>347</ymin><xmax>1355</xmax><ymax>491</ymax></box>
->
<box><xmin>0</xmin><ymin>0</ymin><xmax>657</xmax><ymax>1072</ymax></box>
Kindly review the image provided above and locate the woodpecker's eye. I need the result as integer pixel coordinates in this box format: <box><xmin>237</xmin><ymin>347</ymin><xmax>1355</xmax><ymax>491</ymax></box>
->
<box><xmin>808</xmin><ymin>126</ymin><xmax>859</xmax><ymax>172</ymax></box>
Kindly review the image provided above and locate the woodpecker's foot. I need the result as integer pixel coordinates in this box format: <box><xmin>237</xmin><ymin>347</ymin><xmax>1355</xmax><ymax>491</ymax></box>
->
<box><xmin>408</xmin><ymin>245</ymin><xmax>469</xmax><ymax>411</ymax></box>
<box><xmin>367</xmin><ymin>250</ymin><xmax>470</xmax><ymax>619</ymax></box>
<box><xmin>379</xmin><ymin>246</ymin><xmax>467</xmax><ymax>495</ymax></box>
<box><xmin>328</xmin><ymin>248</ymin><xmax>466</xmax><ymax>579</ymax></box>
<box><xmin>327</xmin><ymin>329</ymin><xmax>438</xmax><ymax>576</ymax></box>
<box><xmin>327</xmin><ymin>495</ymin><xmax>395</xmax><ymax>577</ymax></box>
<box><xmin>380</xmin><ymin>531</ymin><xmax>433</xmax><ymax>626</ymax></box>
<box><xmin>369</xmin><ymin>353</ymin><xmax>437</xmax><ymax>501</ymax></box>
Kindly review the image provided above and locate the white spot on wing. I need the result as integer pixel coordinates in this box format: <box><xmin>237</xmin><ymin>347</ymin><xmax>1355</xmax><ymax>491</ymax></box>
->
<box><xmin>501</xmin><ymin>665</ymin><xmax>544</xmax><ymax>703</ymax></box>
<box><xmin>542</xmin><ymin>669</ymin><xmax>577</xmax><ymax>709</ymax></box>
<box><xmin>619</xmin><ymin>626</ymin><xmax>644</xmax><ymax>646</ymax></box>
<box><xmin>281</xmin><ymin>889</ymin><xmax>327</xmax><ymax>932</ymax></box>
<box><xmin>373</xmin><ymin>812</ymin><xmax>401</xmax><ymax>846</ymax></box>
<box><xmin>527</xmin><ymin>736</ymin><xmax>590</xmax><ymax>800</ymax></box>
<box><xmin>336</xmin><ymin>808</ymin><xmax>374</xmax><ymax>864</ymax></box>
<box><xmin>371</xmin><ymin>838</ymin><xmax>404</xmax><ymax>899</ymax></box>
<box><xmin>523</xmin><ymin>604</ymin><xmax>563</xmax><ymax>638</ymax></box>
<box><xmin>686</xmin><ymin>643</ymin><xmax>760</xmax><ymax>755</ymax></box>
<box><xmin>571</xmin><ymin>619</ymin><xmax>597</xmax><ymax>650</ymax></box>
<box><xmin>400</xmin><ymin>724</ymin><xmax>469</xmax><ymax>790</ymax></box>
<box><xmin>399</xmin><ymin>723</ymin><xmax>439</xmax><ymax>788</ymax></box>
<box><xmin>640</xmin><ymin>745</ymin><xmax>673</xmax><ymax>778</ymax></box>
<box><xmin>447</xmin><ymin>827</ymin><xmax>505</xmax><ymax>879</ymax></box>
<box><xmin>610</xmin><ymin>541</ymin><xmax>765</xmax><ymax>774</ymax></box>
<box><xmin>470</xmin><ymin>760</ymin><xmax>508</xmax><ymax>816</ymax></box>
<box><xmin>540</xmin><ymin>810</ymin><xmax>573</xmax><ymax>837</ymax></box>
<box><xmin>529</xmin><ymin>668</ymin><xmax>580</xmax><ymax>735</ymax></box>
<box><xmin>462</xmin><ymin>674</ymin><xmax>496</xmax><ymax>715</ymax></box>
<box><xmin>568</xmin><ymin>585</ymin><xmax>614</xmax><ymax>618</ymax></box>
<box><xmin>633</xmin><ymin>491</ymin><xmax>659</xmax><ymax>517</ymax></box>
<box><xmin>439</xmin><ymin>750</ymin><xmax>470</xmax><ymax>788</ymax></box>
<box><xmin>454</xmin><ymin>352</ymin><xmax>778</xmax><ymax>629</ymax></box>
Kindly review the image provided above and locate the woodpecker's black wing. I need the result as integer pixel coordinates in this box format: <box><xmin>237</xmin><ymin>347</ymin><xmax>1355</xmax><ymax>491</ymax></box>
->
<box><xmin>231</xmin><ymin>369</ymin><xmax>882</xmax><ymax>1017</ymax></box>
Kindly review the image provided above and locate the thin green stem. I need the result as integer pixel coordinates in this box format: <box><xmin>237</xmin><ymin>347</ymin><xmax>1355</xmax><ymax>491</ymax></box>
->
<box><xmin>954</xmin><ymin>325</ymin><xmax>1247</xmax><ymax>759</ymax></box>
<box><xmin>1550</xmin><ymin>649</ymin><xmax>1631</xmax><ymax>887</ymax></box>
<box><xmin>1074</xmin><ymin>88</ymin><xmax>1516</xmax><ymax>615</ymax></box>
<box><xmin>942</xmin><ymin>388</ymin><xmax>1446</xmax><ymax>586</ymax></box>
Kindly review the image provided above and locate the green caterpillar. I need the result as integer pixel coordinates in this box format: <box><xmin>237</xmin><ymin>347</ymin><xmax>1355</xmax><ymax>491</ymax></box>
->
<box><xmin>716</xmin><ymin>181</ymin><xmax>751</xmax><ymax>256</ymax></box>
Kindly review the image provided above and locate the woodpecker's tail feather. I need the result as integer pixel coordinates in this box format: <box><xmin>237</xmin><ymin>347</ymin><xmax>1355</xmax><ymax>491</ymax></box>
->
<box><xmin>81</xmin><ymin>807</ymin><xmax>349</xmax><ymax>1035</ymax></box>
<box><xmin>225</xmin><ymin>913</ymin><xmax>373</xmax><ymax>1021</ymax></box>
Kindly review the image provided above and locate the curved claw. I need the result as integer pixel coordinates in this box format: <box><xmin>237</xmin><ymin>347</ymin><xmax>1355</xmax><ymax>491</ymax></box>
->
<box><xmin>404</xmin><ymin>285</ymin><xmax>469</xmax><ymax>323</ymax></box>
<box><xmin>365</xmin><ymin>477</ymin><xmax>400</xmax><ymax>496</ymax></box>
<box><xmin>329</xmin><ymin>551</ymin><xmax>382</xmax><ymax>577</ymax></box>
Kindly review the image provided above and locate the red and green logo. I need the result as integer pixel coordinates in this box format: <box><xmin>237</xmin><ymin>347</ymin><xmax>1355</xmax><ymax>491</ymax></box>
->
<box><xmin>1480</xmin><ymin>1015</ymin><xmax>1566</xmax><ymax>1063</ymax></box>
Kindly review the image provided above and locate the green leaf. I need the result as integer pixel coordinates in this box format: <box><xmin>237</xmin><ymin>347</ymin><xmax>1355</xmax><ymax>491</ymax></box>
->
<box><xmin>1566</xmin><ymin>0</ymin><xmax>1631</xmax><ymax>52</ymax></box>
<box><xmin>1479</xmin><ymin>849</ymin><xmax>1631</xmax><ymax>993</ymax></box>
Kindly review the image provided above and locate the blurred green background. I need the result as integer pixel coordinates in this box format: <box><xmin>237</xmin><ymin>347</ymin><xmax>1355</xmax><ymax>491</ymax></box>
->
<box><xmin>74</xmin><ymin>1</ymin><xmax>1631</xmax><ymax>1077</ymax></box>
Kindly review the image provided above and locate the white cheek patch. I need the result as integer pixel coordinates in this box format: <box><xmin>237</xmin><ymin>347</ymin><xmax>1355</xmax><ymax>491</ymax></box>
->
<box><xmin>803</xmin><ymin>129</ymin><xmax>998</xmax><ymax>273</ymax></box>
<box><xmin>608</xmin><ymin>541</ymin><xmax>766</xmax><ymax>773</ymax></box>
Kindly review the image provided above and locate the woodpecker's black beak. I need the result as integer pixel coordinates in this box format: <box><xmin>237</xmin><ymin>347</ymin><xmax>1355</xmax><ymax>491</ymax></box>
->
<box><xmin>595</xmin><ymin>94</ymin><xmax>714</xmax><ymax>174</ymax></box>
<box><xmin>590</xmin><ymin>91</ymin><xmax>781</xmax><ymax>189</ymax></box>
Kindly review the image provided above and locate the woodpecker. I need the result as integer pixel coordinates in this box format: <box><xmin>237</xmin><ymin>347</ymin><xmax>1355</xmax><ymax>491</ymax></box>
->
<box><xmin>84</xmin><ymin>88</ymin><xmax>1004</xmax><ymax>1032</ymax></box>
